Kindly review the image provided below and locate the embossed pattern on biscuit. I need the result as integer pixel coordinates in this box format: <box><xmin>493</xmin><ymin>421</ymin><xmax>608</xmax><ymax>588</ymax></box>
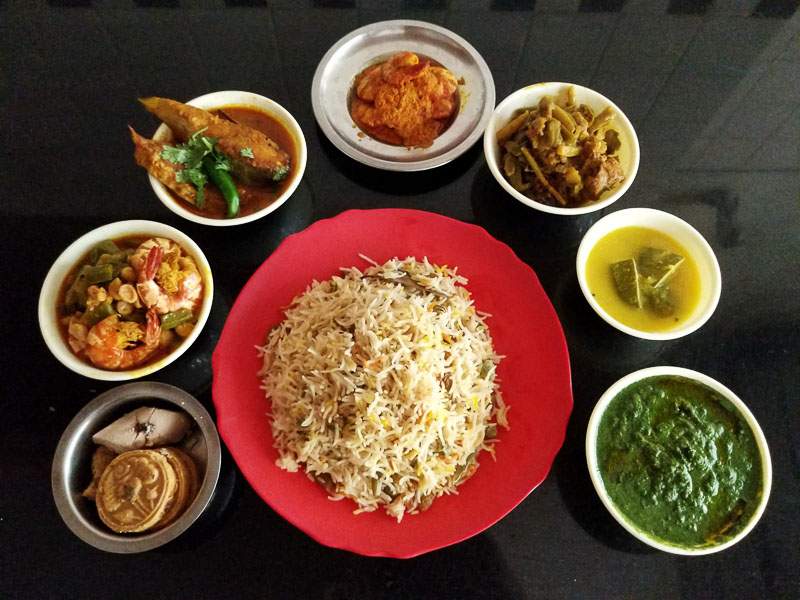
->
<box><xmin>152</xmin><ymin>447</ymin><xmax>198</xmax><ymax>529</ymax></box>
<box><xmin>170</xmin><ymin>446</ymin><xmax>200</xmax><ymax>500</ymax></box>
<box><xmin>96</xmin><ymin>450</ymin><xmax>177</xmax><ymax>533</ymax></box>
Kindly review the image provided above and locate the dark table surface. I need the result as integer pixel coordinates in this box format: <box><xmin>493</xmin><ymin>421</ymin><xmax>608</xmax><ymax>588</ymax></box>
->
<box><xmin>3</xmin><ymin>2</ymin><xmax>798</xmax><ymax>599</ymax></box>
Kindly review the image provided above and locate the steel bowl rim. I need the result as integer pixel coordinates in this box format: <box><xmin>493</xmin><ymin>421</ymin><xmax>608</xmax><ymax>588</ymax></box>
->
<box><xmin>311</xmin><ymin>19</ymin><xmax>495</xmax><ymax>171</ymax></box>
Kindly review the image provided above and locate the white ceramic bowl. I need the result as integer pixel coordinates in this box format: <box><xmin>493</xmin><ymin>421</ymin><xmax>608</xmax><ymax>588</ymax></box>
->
<box><xmin>148</xmin><ymin>90</ymin><xmax>307</xmax><ymax>226</ymax></box>
<box><xmin>483</xmin><ymin>82</ymin><xmax>639</xmax><ymax>215</ymax></box>
<box><xmin>38</xmin><ymin>220</ymin><xmax>213</xmax><ymax>381</ymax></box>
<box><xmin>52</xmin><ymin>382</ymin><xmax>222</xmax><ymax>553</ymax></box>
<box><xmin>576</xmin><ymin>207</ymin><xmax>721</xmax><ymax>340</ymax></box>
<box><xmin>586</xmin><ymin>366</ymin><xmax>772</xmax><ymax>555</ymax></box>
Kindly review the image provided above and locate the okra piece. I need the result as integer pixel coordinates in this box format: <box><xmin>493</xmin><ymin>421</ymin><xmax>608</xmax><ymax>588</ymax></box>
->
<box><xmin>65</xmin><ymin>267</ymin><xmax>91</xmax><ymax>308</ymax></box>
<box><xmin>89</xmin><ymin>240</ymin><xmax>121</xmax><ymax>265</ymax></box>
<box><xmin>82</xmin><ymin>263</ymin><xmax>115</xmax><ymax>285</ymax></box>
<box><xmin>160</xmin><ymin>307</ymin><xmax>194</xmax><ymax>330</ymax></box>
<box><xmin>84</xmin><ymin>302</ymin><xmax>117</xmax><ymax>326</ymax></box>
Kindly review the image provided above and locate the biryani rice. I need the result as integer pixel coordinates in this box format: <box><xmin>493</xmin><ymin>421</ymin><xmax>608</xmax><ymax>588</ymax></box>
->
<box><xmin>259</xmin><ymin>256</ymin><xmax>507</xmax><ymax>521</ymax></box>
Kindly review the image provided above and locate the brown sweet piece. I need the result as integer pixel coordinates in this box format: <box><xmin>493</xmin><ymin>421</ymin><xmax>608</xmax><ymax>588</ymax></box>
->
<box><xmin>82</xmin><ymin>445</ymin><xmax>117</xmax><ymax>501</ymax></box>
<box><xmin>152</xmin><ymin>446</ymin><xmax>199</xmax><ymax>529</ymax></box>
<box><xmin>96</xmin><ymin>449</ymin><xmax>177</xmax><ymax>533</ymax></box>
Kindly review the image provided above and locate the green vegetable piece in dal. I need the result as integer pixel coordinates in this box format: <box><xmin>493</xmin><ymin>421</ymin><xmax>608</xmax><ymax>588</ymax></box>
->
<box><xmin>596</xmin><ymin>375</ymin><xmax>763</xmax><ymax>549</ymax></box>
<box><xmin>641</xmin><ymin>278</ymin><xmax>678</xmax><ymax>317</ymax></box>
<box><xmin>610</xmin><ymin>246</ymin><xmax>684</xmax><ymax>316</ymax></box>
<box><xmin>611</xmin><ymin>258</ymin><xmax>642</xmax><ymax>308</ymax></box>
<box><xmin>638</xmin><ymin>247</ymin><xmax>685</xmax><ymax>288</ymax></box>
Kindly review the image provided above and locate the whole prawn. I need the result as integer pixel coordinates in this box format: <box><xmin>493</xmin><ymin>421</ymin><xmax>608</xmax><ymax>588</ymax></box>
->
<box><xmin>130</xmin><ymin>237</ymin><xmax>203</xmax><ymax>315</ymax></box>
<box><xmin>85</xmin><ymin>311</ymin><xmax>161</xmax><ymax>370</ymax></box>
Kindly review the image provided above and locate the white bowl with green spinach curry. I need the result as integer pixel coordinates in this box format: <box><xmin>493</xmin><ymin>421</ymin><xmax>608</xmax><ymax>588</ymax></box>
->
<box><xmin>586</xmin><ymin>366</ymin><xmax>771</xmax><ymax>554</ymax></box>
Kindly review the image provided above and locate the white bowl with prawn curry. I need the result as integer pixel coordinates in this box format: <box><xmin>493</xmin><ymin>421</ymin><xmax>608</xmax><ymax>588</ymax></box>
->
<box><xmin>39</xmin><ymin>220</ymin><xmax>213</xmax><ymax>381</ymax></box>
<box><xmin>484</xmin><ymin>82</ymin><xmax>640</xmax><ymax>215</ymax></box>
<box><xmin>133</xmin><ymin>90</ymin><xmax>307</xmax><ymax>226</ymax></box>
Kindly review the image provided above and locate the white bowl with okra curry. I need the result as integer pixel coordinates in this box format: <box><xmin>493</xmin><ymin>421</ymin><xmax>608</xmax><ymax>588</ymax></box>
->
<box><xmin>484</xmin><ymin>82</ymin><xmax>639</xmax><ymax>215</ymax></box>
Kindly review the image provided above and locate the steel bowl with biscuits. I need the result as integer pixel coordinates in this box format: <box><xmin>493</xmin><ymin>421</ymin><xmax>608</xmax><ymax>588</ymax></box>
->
<box><xmin>52</xmin><ymin>382</ymin><xmax>221</xmax><ymax>553</ymax></box>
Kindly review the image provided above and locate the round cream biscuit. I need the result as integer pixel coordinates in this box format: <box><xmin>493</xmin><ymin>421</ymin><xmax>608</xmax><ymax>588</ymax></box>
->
<box><xmin>96</xmin><ymin>449</ymin><xmax>177</xmax><ymax>533</ymax></box>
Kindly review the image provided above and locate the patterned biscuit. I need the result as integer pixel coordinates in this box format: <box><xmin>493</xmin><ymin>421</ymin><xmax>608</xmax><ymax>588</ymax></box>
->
<box><xmin>168</xmin><ymin>446</ymin><xmax>200</xmax><ymax>500</ymax></box>
<box><xmin>152</xmin><ymin>446</ymin><xmax>199</xmax><ymax>529</ymax></box>
<box><xmin>96</xmin><ymin>449</ymin><xmax>177</xmax><ymax>533</ymax></box>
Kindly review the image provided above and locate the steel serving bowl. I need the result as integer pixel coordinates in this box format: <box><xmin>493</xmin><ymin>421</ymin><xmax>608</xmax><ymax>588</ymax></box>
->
<box><xmin>484</xmin><ymin>82</ymin><xmax>639</xmax><ymax>215</ymax></box>
<box><xmin>38</xmin><ymin>220</ymin><xmax>214</xmax><ymax>381</ymax></box>
<box><xmin>311</xmin><ymin>20</ymin><xmax>495</xmax><ymax>171</ymax></box>
<box><xmin>52</xmin><ymin>382</ymin><xmax>222</xmax><ymax>553</ymax></box>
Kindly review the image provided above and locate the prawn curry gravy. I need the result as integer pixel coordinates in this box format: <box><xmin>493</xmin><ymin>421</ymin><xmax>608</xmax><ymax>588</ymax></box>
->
<box><xmin>131</xmin><ymin>98</ymin><xmax>296</xmax><ymax>219</ymax></box>
<box><xmin>57</xmin><ymin>235</ymin><xmax>205</xmax><ymax>371</ymax></box>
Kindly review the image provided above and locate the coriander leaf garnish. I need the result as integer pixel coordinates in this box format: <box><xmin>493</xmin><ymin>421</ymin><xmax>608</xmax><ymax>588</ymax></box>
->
<box><xmin>175</xmin><ymin>167</ymin><xmax>208</xmax><ymax>207</ymax></box>
<box><xmin>213</xmin><ymin>154</ymin><xmax>232</xmax><ymax>172</ymax></box>
<box><xmin>160</xmin><ymin>128</ymin><xmax>226</xmax><ymax>207</ymax></box>
<box><xmin>160</xmin><ymin>144</ymin><xmax>194</xmax><ymax>165</ymax></box>
<box><xmin>240</xmin><ymin>147</ymin><xmax>254</xmax><ymax>159</ymax></box>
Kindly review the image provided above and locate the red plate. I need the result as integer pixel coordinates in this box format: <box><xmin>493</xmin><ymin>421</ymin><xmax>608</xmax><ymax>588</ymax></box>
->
<box><xmin>212</xmin><ymin>209</ymin><xmax>572</xmax><ymax>557</ymax></box>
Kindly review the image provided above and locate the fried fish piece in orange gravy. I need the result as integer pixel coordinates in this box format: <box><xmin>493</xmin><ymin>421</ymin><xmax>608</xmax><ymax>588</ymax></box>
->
<box><xmin>350</xmin><ymin>51</ymin><xmax>459</xmax><ymax>148</ymax></box>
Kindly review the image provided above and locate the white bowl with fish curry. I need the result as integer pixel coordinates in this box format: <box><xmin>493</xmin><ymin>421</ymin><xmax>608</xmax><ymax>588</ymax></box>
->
<box><xmin>131</xmin><ymin>90</ymin><xmax>307</xmax><ymax>226</ymax></box>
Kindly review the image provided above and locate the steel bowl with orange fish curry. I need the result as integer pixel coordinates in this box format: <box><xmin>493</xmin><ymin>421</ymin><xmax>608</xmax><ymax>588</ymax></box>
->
<box><xmin>130</xmin><ymin>97</ymin><xmax>297</xmax><ymax>219</ymax></box>
<box><xmin>350</xmin><ymin>51</ymin><xmax>461</xmax><ymax>148</ymax></box>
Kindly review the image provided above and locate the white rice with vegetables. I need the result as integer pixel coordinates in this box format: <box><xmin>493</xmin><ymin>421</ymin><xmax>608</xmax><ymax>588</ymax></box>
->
<box><xmin>259</xmin><ymin>256</ymin><xmax>507</xmax><ymax>522</ymax></box>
